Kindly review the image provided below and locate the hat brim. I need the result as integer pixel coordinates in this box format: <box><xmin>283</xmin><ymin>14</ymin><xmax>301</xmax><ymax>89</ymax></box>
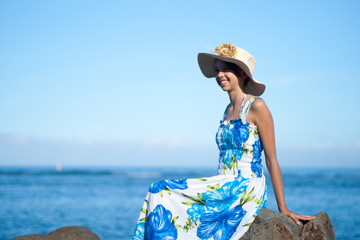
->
<box><xmin>198</xmin><ymin>53</ymin><xmax>265</xmax><ymax>96</ymax></box>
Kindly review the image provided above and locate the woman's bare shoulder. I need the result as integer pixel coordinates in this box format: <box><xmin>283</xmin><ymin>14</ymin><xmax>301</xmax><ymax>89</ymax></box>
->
<box><xmin>246</xmin><ymin>98</ymin><xmax>271</xmax><ymax>125</ymax></box>
<box><xmin>250</xmin><ymin>98</ymin><xmax>269</xmax><ymax>113</ymax></box>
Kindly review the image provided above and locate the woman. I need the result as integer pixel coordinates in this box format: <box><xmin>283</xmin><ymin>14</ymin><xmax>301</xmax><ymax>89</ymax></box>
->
<box><xmin>133</xmin><ymin>43</ymin><xmax>314</xmax><ymax>240</ymax></box>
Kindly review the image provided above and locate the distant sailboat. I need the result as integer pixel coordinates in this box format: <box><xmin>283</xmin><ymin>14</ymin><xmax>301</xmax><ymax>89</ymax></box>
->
<box><xmin>56</xmin><ymin>163</ymin><xmax>62</xmax><ymax>172</ymax></box>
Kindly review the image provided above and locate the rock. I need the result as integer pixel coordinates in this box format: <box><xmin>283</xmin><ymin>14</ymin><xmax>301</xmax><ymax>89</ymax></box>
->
<box><xmin>12</xmin><ymin>235</ymin><xmax>49</xmax><ymax>240</ymax></box>
<box><xmin>300</xmin><ymin>211</ymin><xmax>336</xmax><ymax>240</ymax></box>
<box><xmin>240</xmin><ymin>208</ymin><xmax>302</xmax><ymax>240</ymax></box>
<box><xmin>240</xmin><ymin>208</ymin><xmax>336</xmax><ymax>240</ymax></box>
<box><xmin>11</xmin><ymin>210</ymin><xmax>335</xmax><ymax>240</ymax></box>
<box><xmin>11</xmin><ymin>226</ymin><xmax>101</xmax><ymax>240</ymax></box>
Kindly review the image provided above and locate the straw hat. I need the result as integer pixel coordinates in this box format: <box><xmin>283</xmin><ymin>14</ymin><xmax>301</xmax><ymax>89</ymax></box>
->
<box><xmin>198</xmin><ymin>43</ymin><xmax>265</xmax><ymax>96</ymax></box>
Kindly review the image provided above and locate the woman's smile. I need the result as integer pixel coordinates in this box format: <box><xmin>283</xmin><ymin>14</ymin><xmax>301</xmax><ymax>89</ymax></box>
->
<box><xmin>215</xmin><ymin>60</ymin><xmax>240</xmax><ymax>91</ymax></box>
<box><xmin>218</xmin><ymin>78</ymin><xmax>230</xmax><ymax>87</ymax></box>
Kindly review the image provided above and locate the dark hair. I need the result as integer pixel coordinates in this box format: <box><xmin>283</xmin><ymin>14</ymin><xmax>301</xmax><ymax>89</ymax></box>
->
<box><xmin>225</xmin><ymin>62</ymin><xmax>250</xmax><ymax>86</ymax></box>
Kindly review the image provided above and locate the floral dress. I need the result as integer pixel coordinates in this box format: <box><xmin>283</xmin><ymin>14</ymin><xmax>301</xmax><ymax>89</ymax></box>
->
<box><xmin>133</xmin><ymin>96</ymin><xmax>267</xmax><ymax>240</ymax></box>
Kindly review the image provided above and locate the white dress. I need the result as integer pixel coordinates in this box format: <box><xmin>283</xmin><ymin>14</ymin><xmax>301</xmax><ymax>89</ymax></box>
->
<box><xmin>133</xmin><ymin>96</ymin><xmax>267</xmax><ymax>240</ymax></box>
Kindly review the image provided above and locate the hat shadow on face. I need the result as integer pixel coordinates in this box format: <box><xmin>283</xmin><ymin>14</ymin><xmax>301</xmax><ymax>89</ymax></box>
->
<box><xmin>197</xmin><ymin>44</ymin><xmax>265</xmax><ymax>96</ymax></box>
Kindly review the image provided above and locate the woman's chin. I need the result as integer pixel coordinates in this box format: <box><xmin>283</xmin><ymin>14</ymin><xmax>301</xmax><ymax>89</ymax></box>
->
<box><xmin>220</xmin><ymin>86</ymin><xmax>230</xmax><ymax>92</ymax></box>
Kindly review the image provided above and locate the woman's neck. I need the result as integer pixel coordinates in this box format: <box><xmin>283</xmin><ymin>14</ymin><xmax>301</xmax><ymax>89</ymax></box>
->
<box><xmin>228</xmin><ymin>88</ymin><xmax>246</xmax><ymax>108</ymax></box>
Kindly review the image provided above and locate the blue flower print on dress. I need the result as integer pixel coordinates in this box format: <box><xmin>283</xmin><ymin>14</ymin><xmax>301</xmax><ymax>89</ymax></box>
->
<box><xmin>146</xmin><ymin>204</ymin><xmax>177</xmax><ymax>240</ymax></box>
<box><xmin>149</xmin><ymin>179</ymin><xmax>188</xmax><ymax>194</ymax></box>
<box><xmin>251</xmin><ymin>138</ymin><xmax>263</xmax><ymax>177</ymax></box>
<box><xmin>187</xmin><ymin>203</ymin><xmax>205</xmax><ymax>222</ymax></box>
<box><xmin>202</xmin><ymin>177</ymin><xmax>249</xmax><ymax>211</ymax></box>
<box><xmin>251</xmin><ymin>159</ymin><xmax>262</xmax><ymax>178</ymax></box>
<box><xmin>252</xmin><ymin>138</ymin><xmax>262</xmax><ymax>159</ymax></box>
<box><xmin>220</xmin><ymin>124</ymin><xmax>233</xmax><ymax>149</ymax></box>
<box><xmin>133</xmin><ymin>222</ymin><xmax>145</xmax><ymax>240</ymax></box>
<box><xmin>233</xmin><ymin>121</ymin><xmax>249</xmax><ymax>148</ymax></box>
<box><xmin>219</xmin><ymin>151</ymin><xmax>228</xmax><ymax>166</ymax></box>
<box><xmin>197</xmin><ymin>205</ymin><xmax>247</xmax><ymax>240</ymax></box>
<box><xmin>235</xmin><ymin>169</ymin><xmax>242</xmax><ymax>179</ymax></box>
<box><xmin>219</xmin><ymin>150</ymin><xmax>237</xmax><ymax>168</ymax></box>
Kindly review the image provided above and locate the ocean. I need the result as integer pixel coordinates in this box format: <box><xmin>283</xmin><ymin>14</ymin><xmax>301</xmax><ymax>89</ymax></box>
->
<box><xmin>1</xmin><ymin>166</ymin><xmax>359</xmax><ymax>240</ymax></box>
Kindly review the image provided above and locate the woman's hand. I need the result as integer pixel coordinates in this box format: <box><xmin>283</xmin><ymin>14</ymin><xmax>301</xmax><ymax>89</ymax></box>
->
<box><xmin>280</xmin><ymin>208</ymin><xmax>316</xmax><ymax>225</ymax></box>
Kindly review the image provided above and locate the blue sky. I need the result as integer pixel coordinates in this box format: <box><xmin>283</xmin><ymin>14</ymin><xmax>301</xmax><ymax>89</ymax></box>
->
<box><xmin>1</xmin><ymin>0</ymin><xmax>359</xmax><ymax>168</ymax></box>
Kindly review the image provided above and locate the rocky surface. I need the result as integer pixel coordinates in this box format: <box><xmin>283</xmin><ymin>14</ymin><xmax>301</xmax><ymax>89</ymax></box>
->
<box><xmin>11</xmin><ymin>209</ymin><xmax>335</xmax><ymax>240</ymax></box>
<box><xmin>240</xmin><ymin>208</ymin><xmax>336</xmax><ymax>240</ymax></box>
<box><xmin>11</xmin><ymin>226</ymin><xmax>100</xmax><ymax>240</ymax></box>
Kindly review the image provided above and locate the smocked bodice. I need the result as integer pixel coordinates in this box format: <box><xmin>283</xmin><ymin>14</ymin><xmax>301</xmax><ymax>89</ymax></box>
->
<box><xmin>216</xmin><ymin>97</ymin><xmax>264</xmax><ymax>176</ymax></box>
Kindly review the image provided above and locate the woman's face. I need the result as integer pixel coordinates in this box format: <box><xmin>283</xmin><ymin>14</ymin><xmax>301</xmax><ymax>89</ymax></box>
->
<box><xmin>214</xmin><ymin>60</ymin><xmax>243</xmax><ymax>92</ymax></box>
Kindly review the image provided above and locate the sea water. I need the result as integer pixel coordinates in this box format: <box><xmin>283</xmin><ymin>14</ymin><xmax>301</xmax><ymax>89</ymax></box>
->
<box><xmin>1</xmin><ymin>166</ymin><xmax>359</xmax><ymax>240</ymax></box>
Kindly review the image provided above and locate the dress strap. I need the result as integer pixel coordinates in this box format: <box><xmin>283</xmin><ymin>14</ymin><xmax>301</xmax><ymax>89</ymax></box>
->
<box><xmin>238</xmin><ymin>93</ymin><xmax>247</xmax><ymax>118</ymax></box>
<box><xmin>240</xmin><ymin>96</ymin><xmax>261</xmax><ymax>121</ymax></box>
<box><xmin>223</xmin><ymin>94</ymin><xmax>247</xmax><ymax>121</ymax></box>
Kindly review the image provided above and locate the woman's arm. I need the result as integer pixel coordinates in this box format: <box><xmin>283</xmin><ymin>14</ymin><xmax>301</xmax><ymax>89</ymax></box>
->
<box><xmin>250</xmin><ymin>99</ymin><xmax>315</xmax><ymax>224</ymax></box>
